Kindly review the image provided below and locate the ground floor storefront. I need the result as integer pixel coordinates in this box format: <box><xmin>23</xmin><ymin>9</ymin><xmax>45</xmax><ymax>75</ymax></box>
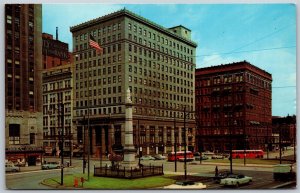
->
<box><xmin>5</xmin><ymin>146</ymin><xmax>44</xmax><ymax>166</ymax></box>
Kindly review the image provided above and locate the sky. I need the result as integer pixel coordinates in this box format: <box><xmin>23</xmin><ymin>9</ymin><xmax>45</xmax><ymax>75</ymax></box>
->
<box><xmin>42</xmin><ymin>3</ymin><xmax>296</xmax><ymax>117</ymax></box>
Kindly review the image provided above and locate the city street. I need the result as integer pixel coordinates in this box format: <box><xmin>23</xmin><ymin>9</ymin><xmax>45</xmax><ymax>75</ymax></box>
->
<box><xmin>5</xmin><ymin>155</ymin><xmax>296</xmax><ymax>189</ymax></box>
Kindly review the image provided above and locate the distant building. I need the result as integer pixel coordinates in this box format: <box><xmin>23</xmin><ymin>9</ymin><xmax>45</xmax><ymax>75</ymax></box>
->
<box><xmin>195</xmin><ymin>61</ymin><xmax>272</xmax><ymax>152</ymax></box>
<box><xmin>42</xmin><ymin>32</ymin><xmax>71</xmax><ymax>69</ymax></box>
<box><xmin>42</xmin><ymin>32</ymin><xmax>74</xmax><ymax>156</ymax></box>
<box><xmin>5</xmin><ymin>4</ymin><xmax>43</xmax><ymax>166</ymax></box>
<box><xmin>272</xmin><ymin>115</ymin><xmax>296</xmax><ymax>150</ymax></box>
<box><xmin>70</xmin><ymin>9</ymin><xmax>197</xmax><ymax>156</ymax></box>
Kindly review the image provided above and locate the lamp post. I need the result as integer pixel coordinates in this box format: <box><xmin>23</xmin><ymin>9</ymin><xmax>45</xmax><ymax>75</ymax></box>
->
<box><xmin>174</xmin><ymin>118</ymin><xmax>177</xmax><ymax>172</ymax></box>
<box><xmin>184</xmin><ymin>106</ymin><xmax>187</xmax><ymax>181</ymax></box>
<box><xmin>69</xmin><ymin>123</ymin><xmax>72</xmax><ymax>167</ymax></box>
<box><xmin>230</xmin><ymin>120</ymin><xmax>237</xmax><ymax>174</ymax></box>
<box><xmin>82</xmin><ymin>115</ymin><xmax>86</xmax><ymax>174</ymax></box>
<box><xmin>59</xmin><ymin>102</ymin><xmax>64</xmax><ymax>185</ymax></box>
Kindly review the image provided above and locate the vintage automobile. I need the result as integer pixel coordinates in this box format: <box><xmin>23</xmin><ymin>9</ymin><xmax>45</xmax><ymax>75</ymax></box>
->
<box><xmin>193</xmin><ymin>152</ymin><xmax>209</xmax><ymax>161</ymax></box>
<box><xmin>5</xmin><ymin>163</ymin><xmax>20</xmax><ymax>172</ymax></box>
<box><xmin>220</xmin><ymin>174</ymin><xmax>252</xmax><ymax>187</ymax></box>
<box><xmin>213</xmin><ymin>171</ymin><xmax>231</xmax><ymax>183</ymax></box>
<box><xmin>153</xmin><ymin>154</ymin><xmax>167</xmax><ymax>160</ymax></box>
<box><xmin>42</xmin><ymin>161</ymin><xmax>60</xmax><ymax>170</ymax></box>
<box><xmin>140</xmin><ymin>155</ymin><xmax>156</xmax><ymax>160</ymax></box>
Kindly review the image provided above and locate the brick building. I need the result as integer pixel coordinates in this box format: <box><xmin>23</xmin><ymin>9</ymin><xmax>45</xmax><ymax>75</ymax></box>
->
<box><xmin>70</xmin><ymin>9</ymin><xmax>197</xmax><ymax>157</ymax></box>
<box><xmin>272</xmin><ymin>115</ymin><xmax>296</xmax><ymax>150</ymax></box>
<box><xmin>195</xmin><ymin>61</ymin><xmax>272</xmax><ymax>152</ymax></box>
<box><xmin>42</xmin><ymin>32</ymin><xmax>71</xmax><ymax>69</ymax></box>
<box><xmin>42</xmin><ymin>32</ymin><xmax>74</xmax><ymax>156</ymax></box>
<box><xmin>5</xmin><ymin>4</ymin><xmax>43</xmax><ymax>166</ymax></box>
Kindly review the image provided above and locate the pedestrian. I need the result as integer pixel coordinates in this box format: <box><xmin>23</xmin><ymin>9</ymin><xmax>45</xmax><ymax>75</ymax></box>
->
<box><xmin>215</xmin><ymin>166</ymin><xmax>219</xmax><ymax>177</ymax></box>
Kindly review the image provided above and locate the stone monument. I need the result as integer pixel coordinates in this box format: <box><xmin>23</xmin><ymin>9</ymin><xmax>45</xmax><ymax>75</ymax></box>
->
<box><xmin>122</xmin><ymin>88</ymin><xmax>137</xmax><ymax>169</ymax></box>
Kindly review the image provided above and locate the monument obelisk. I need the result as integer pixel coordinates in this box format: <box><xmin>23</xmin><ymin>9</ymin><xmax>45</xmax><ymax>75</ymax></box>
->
<box><xmin>122</xmin><ymin>88</ymin><xmax>137</xmax><ymax>169</ymax></box>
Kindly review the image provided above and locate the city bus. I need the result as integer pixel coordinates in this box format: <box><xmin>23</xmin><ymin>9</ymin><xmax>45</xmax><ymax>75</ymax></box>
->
<box><xmin>167</xmin><ymin>151</ymin><xmax>194</xmax><ymax>162</ymax></box>
<box><xmin>231</xmin><ymin>149</ymin><xmax>264</xmax><ymax>159</ymax></box>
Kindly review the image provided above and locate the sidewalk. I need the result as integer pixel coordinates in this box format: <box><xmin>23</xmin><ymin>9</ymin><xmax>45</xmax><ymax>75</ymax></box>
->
<box><xmin>190</xmin><ymin>162</ymin><xmax>275</xmax><ymax>168</ymax></box>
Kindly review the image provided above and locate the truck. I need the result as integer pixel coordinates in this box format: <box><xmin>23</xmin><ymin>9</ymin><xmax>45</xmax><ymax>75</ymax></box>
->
<box><xmin>273</xmin><ymin>164</ymin><xmax>296</xmax><ymax>181</ymax></box>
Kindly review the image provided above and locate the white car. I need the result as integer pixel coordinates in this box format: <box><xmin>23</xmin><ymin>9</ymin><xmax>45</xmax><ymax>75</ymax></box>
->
<box><xmin>220</xmin><ymin>174</ymin><xmax>252</xmax><ymax>187</ymax></box>
<box><xmin>5</xmin><ymin>163</ymin><xmax>20</xmax><ymax>172</ymax></box>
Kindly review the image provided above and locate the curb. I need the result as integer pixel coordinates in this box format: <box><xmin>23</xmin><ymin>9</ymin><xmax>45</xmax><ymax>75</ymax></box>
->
<box><xmin>271</xmin><ymin>181</ymin><xmax>296</xmax><ymax>189</ymax></box>
<box><xmin>190</xmin><ymin>162</ymin><xmax>274</xmax><ymax>168</ymax></box>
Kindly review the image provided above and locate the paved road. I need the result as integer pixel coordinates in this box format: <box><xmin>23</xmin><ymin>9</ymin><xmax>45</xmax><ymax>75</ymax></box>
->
<box><xmin>5</xmin><ymin>155</ymin><xmax>296</xmax><ymax>190</ymax></box>
<box><xmin>5</xmin><ymin>167</ymin><xmax>78</xmax><ymax>189</ymax></box>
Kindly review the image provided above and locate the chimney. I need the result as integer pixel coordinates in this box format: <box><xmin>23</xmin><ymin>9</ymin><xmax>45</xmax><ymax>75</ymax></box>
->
<box><xmin>56</xmin><ymin>27</ymin><xmax>58</xmax><ymax>40</ymax></box>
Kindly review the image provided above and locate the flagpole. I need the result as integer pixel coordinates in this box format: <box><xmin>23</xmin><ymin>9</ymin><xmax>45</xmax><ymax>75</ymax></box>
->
<box><xmin>87</xmin><ymin>34</ymin><xmax>91</xmax><ymax>181</ymax></box>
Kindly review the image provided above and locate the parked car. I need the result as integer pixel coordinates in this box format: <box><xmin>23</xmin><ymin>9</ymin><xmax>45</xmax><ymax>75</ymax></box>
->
<box><xmin>5</xmin><ymin>163</ymin><xmax>20</xmax><ymax>172</ymax></box>
<box><xmin>194</xmin><ymin>152</ymin><xmax>209</xmax><ymax>161</ymax></box>
<box><xmin>220</xmin><ymin>174</ymin><xmax>252</xmax><ymax>187</ymax></box>
<box><xmin>42</xmin><ymin>161</ymin><xmax>60</xmax><ymax>170</ymax></box>
<box><xmin>153</xmin><ymin>154</ymin><xmax>167</xmax><ymax>160</ymax></box>
<box><xmin>140</xmin><ymin>155</ymin><xmax>155</xmax><ymax>160</ymax></box>
<box><xmin>213</xmin><ymin>171</ymin><xmax>231</xmax><ymax>183</ymax></box>
<box><xmin>212</xmin><ymin>154</ymin><xmax>224</xmax><ymax>159</ymax></box>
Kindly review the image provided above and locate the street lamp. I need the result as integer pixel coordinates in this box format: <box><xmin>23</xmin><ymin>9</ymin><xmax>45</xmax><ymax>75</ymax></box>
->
<box><xmin>230</xmin><ymin>120</ymin><xmax>237</xmax><ymax>174</ymax></box>
<box><xmin>184</xmin><ymin>106</ymin><xmax>187</xmax><ymax>181</ymax></box>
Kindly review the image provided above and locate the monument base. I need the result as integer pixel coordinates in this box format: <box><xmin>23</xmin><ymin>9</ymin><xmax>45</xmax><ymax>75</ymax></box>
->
<box><xmin>121</xmin><ymin>161</ymin><xmax>138</xmax><ymax>170</ymax></box>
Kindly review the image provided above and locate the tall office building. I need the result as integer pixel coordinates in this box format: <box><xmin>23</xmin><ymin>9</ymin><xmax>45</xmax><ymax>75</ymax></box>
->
<box><xmin>5</xmin><ymin>4</ymin><xmax>43</xmax><ymax>166</ymax></box>
<box><xmin>70</xmin><ymin>9</ymin><xmax>197</xmax><ymax>157</ymax></box>
<box><xmin>195</xmin><ymin>61</ymin><xmax>272</xmax><ymax>152</ymax></box>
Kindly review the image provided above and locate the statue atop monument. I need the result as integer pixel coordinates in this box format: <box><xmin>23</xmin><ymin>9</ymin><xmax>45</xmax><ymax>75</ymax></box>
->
<box><xmin>126</xmin><ymin>88</ymin><xmax>132</xmax><ymax>104</ymax></box>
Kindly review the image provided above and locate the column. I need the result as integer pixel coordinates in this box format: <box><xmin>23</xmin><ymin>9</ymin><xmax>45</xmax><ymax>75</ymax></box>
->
<box><xmin>155</xmin><ymin>126</ymin><xmax>159</xmax><ymax>154</ymax></box>
<box><xmin>108</xmin><ymin>124</ymin><xmax>114</xmax><ymax>153</ymax></box>
<box><xmin>101</xmin><ymin>128</ymin><xmax>105</xmax><ymax>158</ymax></box>
<box><xmin>146</xmin><ymin>125</ymin><xmax>150</xmax><ymax>155</ymax></box>
<box><xmin>163</xmin><ymin>126</ymin><xmax>167</xmax><ymax>154</ymax></box>
<box><xmin>121</xmin><ymin>124</ymin><xmax>125</xmax><ymax>145</ymax></box>
<box><xmin>178</xmin><ymin>127</ymin><xmax>182</xmax><ymax>151</ymax></box>
<box><xmin>171</xmin><ymin>126</ymin><xmax>175</xmax><ymax>152</ymax></box>
<box><xmin>92</xmin><ymin>127</ymin><xmax>96</xmax><ymax>157</ymax></box>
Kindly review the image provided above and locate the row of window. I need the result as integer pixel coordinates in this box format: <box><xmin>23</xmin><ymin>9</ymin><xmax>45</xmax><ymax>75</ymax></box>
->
<box><xmin>128</xmin><ymin>76</ymin><xmax>193</xmax><ymax>96</ymax></box>
<box><xmin>128</xmin><ymin>54</ymin><xmax>194</xmax><ymax>76</ymax></box>
<box><xmin>75</xmin><ymin>64</ymin><xmax>122</xmax><ymax>80</ymax></box>
<box><xmin>75</xmin><ymin>35</ymin><xmax>122</xmax><ymax>52</ymax></box>
<box><xmin>128</xmin><ymin>34</ymin><xmax>194</xmax><ymax>63</ymax></box>
<box><xmin>197</xmin><ymin>73</ymin><xmax>271</xmax><ymax>89</ymax></box>
<box><xmin>128</xmin><ymin>22</ymin><xmax>193</xmax><ymax>55</ymax></box>
<box><xmin>76</xmin><ymin>106</ymin><xmax>195</xmax><ymax>119</ymax></box>
<box><xmin>75</xmin><ymin>22</ymin><xmax>122</xmax><ymax>43</ymax></box>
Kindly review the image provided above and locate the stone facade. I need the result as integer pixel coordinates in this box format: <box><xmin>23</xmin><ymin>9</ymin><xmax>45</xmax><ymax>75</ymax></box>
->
<box><xmin>70</xmin><ymin>9</ymin><xmax>197</xmax><ymax>157</ymax></box>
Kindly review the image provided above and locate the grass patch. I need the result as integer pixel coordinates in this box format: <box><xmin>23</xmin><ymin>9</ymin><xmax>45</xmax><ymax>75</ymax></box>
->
<box><xmin>43</xmin><ymin>173</ymin><xmax>176</xmax><ymax>189</ymax></box>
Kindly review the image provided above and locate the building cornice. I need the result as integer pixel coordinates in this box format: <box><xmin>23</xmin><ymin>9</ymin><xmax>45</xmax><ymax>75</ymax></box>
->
<box><xmin>70</xmin><ymin>8</ymin><xmax>197</xmax><ymax>47</ymax></box>
<box><xmin>196</xmin><ymin>61</ymin><xmax>272</xmax><ymax>81</ymax></box>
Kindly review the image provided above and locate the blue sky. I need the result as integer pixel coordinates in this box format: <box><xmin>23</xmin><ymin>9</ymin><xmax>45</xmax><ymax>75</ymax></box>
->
<box><xmin>43</xmin><ymin>4</ymin><xmax>296</xmax><ymax>116</ymax></box>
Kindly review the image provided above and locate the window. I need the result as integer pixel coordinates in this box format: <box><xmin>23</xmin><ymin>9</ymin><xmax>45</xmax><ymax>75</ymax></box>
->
<box><xmin>30</xmin><ymin>133</ymin><xmax>35</xmax><ymax>144</ymax></box>
<box><xmin>9</xmin><ymin>124</ymin><xmax>20</xmax><ymax>144</ymax></box>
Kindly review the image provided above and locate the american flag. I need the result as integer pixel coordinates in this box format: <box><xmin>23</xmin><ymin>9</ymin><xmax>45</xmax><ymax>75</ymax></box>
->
<box><xmin>89</xmin><ymin>34</ymin><xmax>102</xmax><ymax>53</ymax></box>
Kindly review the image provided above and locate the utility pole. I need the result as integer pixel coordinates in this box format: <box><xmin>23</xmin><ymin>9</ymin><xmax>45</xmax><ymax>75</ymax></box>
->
<box><xmin>60</xmin><ymin>102</ymin><xmax>64</xmax><ymax>185</ymax></box>
<box><xmin>279</xmin><ymin>124</ymin><xmax>282</xmax><ymax>164</ymax></box>
<box><xmin>174</xmin><ymin>118</ymin><xmax>177</xmax><ymax>172</ymax></box>
<box><xmin>138</xmin><ymin>119</ymin><xmax>141</xmax><ymax>167</ymax></box>
<box><xmin>184</xmin><ymin>106</ymin><xmax>187</xmax><ymax>180</ymax></box>
<box><xmin>69</xmin><ymin>123</ymin><xmax>72</xmax><ymax>166</ymax></box>
<box><xmin>82</xmin><ymin>116</ymin><xmax>86</xmax><ymax>174</ymax></box>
